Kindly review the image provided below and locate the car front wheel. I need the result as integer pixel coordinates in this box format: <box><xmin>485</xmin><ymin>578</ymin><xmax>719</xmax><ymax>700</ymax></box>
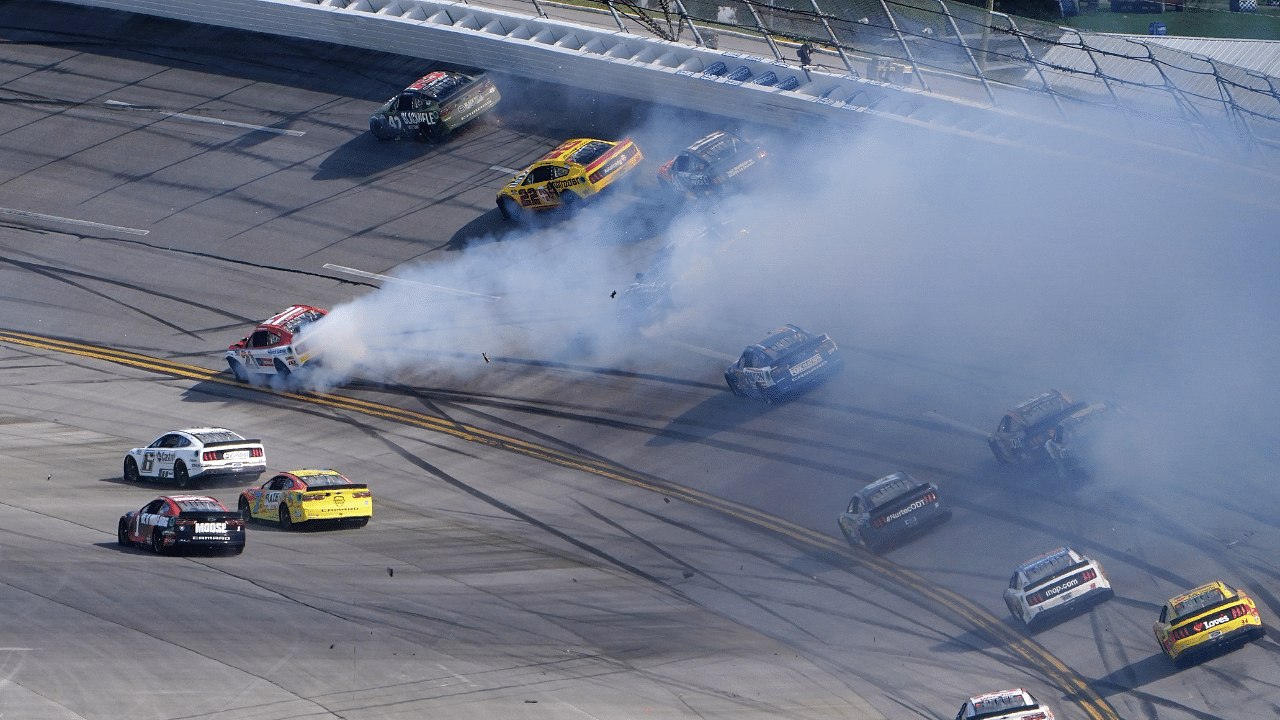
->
<box><xmin>117</xmin><ymin>519</ymin><xmax>131</xmax><ymax>547</ymax></box>
<box><xmin>228</xmin><ymin>358</ymin><xmax>249</xmax><ymax>383</ymax></box>
<box><xmin>498</xmin><ymin>196</ymin><xmax>523</xmax><ymax>223</ymax></box>
<box><xmin>123</xmin><ymin>456</ymin><xmax>140</xmax><ymax>483</ymax></box>
<box><xmin>238</xmin><ymin>497</ymin><xmax>254</xmax><ymax>524</ymax></box>
<box><xmin>369</xmin><ymin>118</ymin><xmax>396</xmax><ymax>140</ymax></box>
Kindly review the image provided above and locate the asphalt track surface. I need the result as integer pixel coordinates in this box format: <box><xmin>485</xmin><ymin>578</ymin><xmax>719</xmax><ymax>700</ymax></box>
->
<box><xmin>2</xmin><ymin>3</ymin><xmax>1279</xmax><ymax>720</ymax></box>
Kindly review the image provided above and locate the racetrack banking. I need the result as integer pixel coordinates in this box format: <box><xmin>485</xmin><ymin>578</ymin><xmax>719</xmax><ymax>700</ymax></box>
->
<box><xmin>0</xmin><ymin>329</ymin><xmax>1120</xmax><ymax>720</ymax></box>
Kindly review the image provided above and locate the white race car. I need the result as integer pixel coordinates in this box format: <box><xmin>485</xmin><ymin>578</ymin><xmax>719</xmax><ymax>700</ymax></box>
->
<box><xmin>226</xmin><ymin>305</ymin><xmax>326</xmax><ymax>383</ymax></box>
<box><xmin>956</xmin><ymin>689</ymin><xmax>1054</xmax><ymax>720</ymax></box>
<box><xmin>123</xmin><ymin>428</ymin><xmax>266</xmax><ymax>488</ymax></box>
<box><xmin>1004</xmin><ymin>547</ymin><xmax>1113</xmax><ymax>629</ymax></box>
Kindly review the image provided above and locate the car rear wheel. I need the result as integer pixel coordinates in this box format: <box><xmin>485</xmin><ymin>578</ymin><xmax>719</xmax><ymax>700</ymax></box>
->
<box><xmin>228</xmin><ymin>358</ymin><xmax>249</xmax><ymax>383</ymax></box>
<box><xmin>151</xmin><ymin>529</ymin><xmax>167</xmax><ymax>555</ymax></box>
<box><xmin>173</xmin><ymin>462</ymin><xmax>190</xmax><ymax>489</ymax></box>
<box><xmin>559</xmin><ymin>190</ymin><xmax>579</xmax><ymax>214</ymax></box>
<box><xmin>117</xmin><ymin>519</ymin><xmax>131</xmax><ymax>547</ymax></box>
<box><xmin>238</xmin><ymin>497</ymin><xmax>254</xmax><ymax>524</ymax></box>
<box><xmin>988</xmin><ymin>437</ymin><xmax>1010</xmax><ymax>464</ymax></box>
<box><xmin>123</xmin><ymin>456</ymin><xmax>140</xmax><ymax>484</ymax></box>
<box><xmin>279</xmin><ymin>504</ymin><xmax>294</xmax><ymax>530</ymax></box>
<box><xmin>497</xmin><ymin>196</ymin><xmax>523</xmax><ymax>223</ymax></box>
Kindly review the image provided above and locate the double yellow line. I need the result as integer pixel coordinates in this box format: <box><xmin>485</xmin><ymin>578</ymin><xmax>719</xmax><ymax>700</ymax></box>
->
<box><xmin>0</xmin><ymin>329</ymin><xmax>1118</xmax><ymax>720</ymax></box>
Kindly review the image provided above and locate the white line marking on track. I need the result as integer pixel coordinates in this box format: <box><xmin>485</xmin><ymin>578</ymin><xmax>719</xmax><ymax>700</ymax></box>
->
<box><xmin>923</xmin><ymin>411</ymin><xmax>990</xmax><ymax>438</ymax></box>
<box><xmin>104</xmin><ymin>100</ymin><xmax>306</xmax><ymax>136</ymax></box>
<box><xmin>0</xmin><ymin>207</ymin><xmax>149</xmax><ymax>235</ymax></box>
<box><xmin>322</xmin><ymin>264</ymin><xmax>501</xmax><ymax>301</ymax></box>
<box><xmin>488</xmin><ymin>165</ymin><xmax>522</xmax><ymax>175</ymax></box>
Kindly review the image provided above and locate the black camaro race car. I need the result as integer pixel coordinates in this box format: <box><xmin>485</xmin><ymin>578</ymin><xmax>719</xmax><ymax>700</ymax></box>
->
<box><xmin>838</xmin><ymin>472</ymin><xmax>951</xmax><ymax>551</ymax></box>
<box><xmin>657</xmin><ymin>130</ymin><xmax>767</xmax><ymax>200</ymax></box>
<box><xmin>725</xmin><ymin>325</ymin><xmax>842</xmax><ymax>403</ymax></box>
<box><xmin>368</xmin><ymin>71</ymin><xmax>500</xmax><ymax>142</ymax></box>
<box><xmin>118</xmin><ymin>495</ymin><xmax>245</xmax><ymax>555</ymax></box>
<box><xmin>988</xmin><ymin>390</ymin><xmax>1085</xmax><ymax>465</ymax></box>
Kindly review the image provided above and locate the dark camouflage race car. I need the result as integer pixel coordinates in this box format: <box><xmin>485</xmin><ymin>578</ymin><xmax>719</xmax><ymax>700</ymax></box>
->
<box><xmin>988</xmin><ymin>390</ymin><xmax>1085</xmax><ymax>465</ymax></box>
<box><xmin>369</xmin><ymin>71</ymin><xmax>500</xmax><ymax>142</ymax></box>
<box><xmin>724</xmin><ymin>325</ymin><xmax>842</xmax><ymax>403</ymax></box>
<box><xmin>657</xmin><ymin>130</ymin><xmax>767</xmax><ymax>200</ymax></box>
<box><xmin>838</xmin><ymin>472</ymin><xmax>951</xmax><ymax>551</ymax></box>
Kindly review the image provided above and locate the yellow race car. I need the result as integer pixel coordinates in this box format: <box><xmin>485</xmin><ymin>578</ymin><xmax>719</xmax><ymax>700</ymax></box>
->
<box><xmin>1154</xmin><ymin>581</ymin><xmax>1265</xmax><ymax>667</ymax></box>
<box><xmin>238</xmin><ymin>469</ymin><xmax>372</xmax><ymax>530</ymax></box>
<box><xmin>497</xmin><ymin>137</ymin><xmax>642</xmax><ymax>221</ymax></box>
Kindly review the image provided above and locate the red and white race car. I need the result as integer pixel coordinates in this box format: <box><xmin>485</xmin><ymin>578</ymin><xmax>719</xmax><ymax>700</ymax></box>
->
<box><xmin>226</xmin><ymin>305</ymin><xmax>326</xmax><ymax>382</ymax></box>
<box><xmin>956</xmin><ymin>689</ymin><xmax>1054</xmax><ymax>720</ymax></box>
<box><xmin>117</xmin><ymin>495</ymin><xmax>245</xmax><ymax>555</ymax></box>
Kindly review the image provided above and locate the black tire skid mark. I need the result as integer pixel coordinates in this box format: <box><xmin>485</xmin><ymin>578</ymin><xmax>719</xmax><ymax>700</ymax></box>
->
<box><xmin>1087</xmin><ymin>607</ymin><xmax>1161</xmax><ymax>720</ymax></box>
<box><xmin>0</xmin><ymin>254</ymin><xmax>254</xmax><ymax>335</ymax></box>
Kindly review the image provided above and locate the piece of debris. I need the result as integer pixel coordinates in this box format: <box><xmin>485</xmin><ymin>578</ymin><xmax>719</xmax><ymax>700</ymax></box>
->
<box><xmin>682</xmin><ymin>570</ymin><xmax>694</xmax><ymax>579</ymax></box>
<box><xmin>482</xmin><ymin>352</ymin><xmax>490</xmax><ymax>363</ymax></box>
<box><xmin>388</xmin><ymin>567</ymin><xmax>394</xmax><ymax>577</ymax></box>
<box><xmin>610</xmin><ymin>290</ymin><xmax>616</xmax><ymax>298</ymax></box>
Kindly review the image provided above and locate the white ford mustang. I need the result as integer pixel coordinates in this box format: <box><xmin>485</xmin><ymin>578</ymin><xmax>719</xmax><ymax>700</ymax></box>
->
<box><xmin>123</xmin><ymin>428</ymin><xmax>265</xmax><ymax>488</ymax></box>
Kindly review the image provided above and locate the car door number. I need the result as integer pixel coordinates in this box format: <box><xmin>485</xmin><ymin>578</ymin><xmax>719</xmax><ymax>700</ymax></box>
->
<box><xmin>142</xmin><ymin>452</ymin><xmax>155</xmax><ymax>473</ymax></box>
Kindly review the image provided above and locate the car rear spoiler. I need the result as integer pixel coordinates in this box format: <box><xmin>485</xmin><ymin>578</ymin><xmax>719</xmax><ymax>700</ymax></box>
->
<box><xmin>178</xmin><ymin>511</ymin><xmax>242</xmax><ymax>520</ymax></box>
<box><xmin>313</xmin><ymin>484</ymin><xmax>368</xmax><ymax>491</ymax></box>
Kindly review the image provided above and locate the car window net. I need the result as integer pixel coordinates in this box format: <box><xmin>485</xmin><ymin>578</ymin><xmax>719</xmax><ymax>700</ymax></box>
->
<box><xmin>175</xmin><ymin>499</ymin><xmax>226</xmax><ymax>513</ymax></box>
<box><xmin>1023</xmin><ymin>550</ymin><xmax>1076</xmax><ymax>585</ymax></box>
<box><xmin>301</xmin><ymin>472</ymin><xmax>350</xmax><ymax>488</ymax></box>
<box><xmin>866</xmin><ymin>477</ymin><xmax>916</xmax><ymax>509</ymax></box>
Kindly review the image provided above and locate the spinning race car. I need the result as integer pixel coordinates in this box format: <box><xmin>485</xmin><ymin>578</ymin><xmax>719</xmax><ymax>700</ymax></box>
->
<box><xmin>226</xmin><ymin>305</ymin><xmax>326</xmax><ymax>383</ymax></box>
<box><xmin>838</xmin><ymin>472</ymin><xmax>950</xmax><ymax>551</ymax></box>
<box><xmin>368</xmin><ymin>70</ymin><xmax>500</xmax><ymax>142</ymax></box>
<box><xmin>117</xmin><ymin>495</ymin><xmax>245</xmax><ymax>555</ymax></box>
<box><xmin>657</xmin><ymin>130</ymin><xmax>767</xmax><ymax>200</ymax></box>
<box><xmin>239</xmin><ymin>469</ymin><xmax>372</xmax><ymax>530</ymax></box>
<box><xmin>497</xmin><ymin>137</ymin><xmax>642</xmax><ymax>221</ymax></box>
<box><xmin>123</xmin><ymin>428</ymin><xmax>265</xmax><ymax>488</ymax></box>
<box><xmin>1004</xmin><ymin>547</ymin><xmax>1113</xmax><ymax>629</ymax></box>
<box><xmin>988</xmin><ymin>390</ymin><xmax>1084</xmax><ymax>465</ymax></box>
<box><xmin>725</xmin><ymin>325</ymin><xmax>842</xmax><ymax>404</ymax></box>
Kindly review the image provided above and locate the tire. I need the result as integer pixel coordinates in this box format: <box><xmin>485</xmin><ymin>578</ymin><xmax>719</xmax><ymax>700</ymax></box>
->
<box><xmin>423</xmin><ymin>121</ymin><xmax>449</xmax><ymax>143</ymax></box>
<box><xmin>227</xmin><ymin>358</ymin><xmax>249</xmax><ymax>383</ymax></box>
<box><xmin>151</xmin><ymin>529</ymin><xmax>167</xmax><ymax>555</ymax></box>
<box><xmin>369</xmin><ymin>118</ymin><xmax>395</xmax><ymax>141</ymax></box>
<box><xmin>497</xmin><ymin>196</ymin><xmax>523</xmax><ymax>223</ymax></box>
<box><xmin>348</xmin><ymin>516</ymin><xmax>370</xmax><ymax>528</ymax></box>
<box><xmin>238</xmin><ymin>497</ymin><xmax>254</xmax><ymax>524</ymax></box>
<box><xmin>559</xmin><ymin>190</ymin><xmax>580</xmax><ymax>215</ymax></box>
<box><xmin>988</xmin><ymin>437</ymin><xmax>1010</xmax><ymax>464</ymax></box>
<box><xmin>117</xmin><ymin>519</ymin><xmax>131</xmax><ymax>547</ymax></box>
<box><xmin>279</xmin><ymin>503</ymin><xmax>294</xmax><ymax>530</ymax></box>
<box><xmin>840</xmin><ymin>521</ymin><xmax>865</xmax><ymax>548</ymax></box>
<box><xmin>173</xmin><ymin>462</ymin><xmax>190</xmax><ymax>489</ymax></box>
<box><xmin>273</xmin><ymin>359</ymin><xmax>292</xmax><ymax>379</ymax></box>
<box><xmin>123</xmin><ymin>456</ymin><xmax>140</xmax><ymax>484</ymax></box>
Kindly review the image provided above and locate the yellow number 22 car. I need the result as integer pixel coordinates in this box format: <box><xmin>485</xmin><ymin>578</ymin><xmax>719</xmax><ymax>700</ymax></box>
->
<box><xmin>497</xmin><ymin>137</ymin><xmax>642</xmax><ymax>221</ymax></box>
<box><xmin>1153</xmin><ymin>581</ymin><xmax>1265</xmax><ymax>667</ymax></box>
<box><xmin>239</xmin><ymin>469</ymin><xmax>372</xmax><ymax>530</ymax></box>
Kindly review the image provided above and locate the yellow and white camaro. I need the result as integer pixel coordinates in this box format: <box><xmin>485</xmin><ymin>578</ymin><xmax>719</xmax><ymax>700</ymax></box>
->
<box><xmin>238</xmin><ymin>469</ymin><xmax>371</xmax><ymax>530</ymax></box>
<box><xmin>1154</xmin><ymin>581</ymin><xmax>1265</xmax><ymax>667</ymax></box>
<box><xmin>496</xmin><ymin>137</ymin><xmax>642</xmax><ymax>221</ymax></box>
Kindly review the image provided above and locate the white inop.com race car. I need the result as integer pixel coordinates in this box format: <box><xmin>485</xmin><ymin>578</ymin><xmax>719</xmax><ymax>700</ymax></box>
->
<box><xmin>1003</xmin><ymin>547</ymin><xmax>1113</xmax><ymax>629</ymax></box>
<box><xmin>123</xmin><ymin>428</ymin><xmax>266</xmax><ymax>488</ymax></box>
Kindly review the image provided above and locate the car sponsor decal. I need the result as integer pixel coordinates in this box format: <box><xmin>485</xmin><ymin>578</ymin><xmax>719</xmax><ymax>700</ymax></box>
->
<box><xmin>194</xmin><ymin>522</ymin><xmax>227</xmax><ymax>535</ymax></box>
<box><xmin>724</xmin><ymin>158</ymin><xmax>755</xmax><ymax>178</ymax></box>
<box><xmin>872</xmin><ymin>491</ymin><xmax>938</xmax><ymax>528</ymax></box>
<box><xmin>789</xmin><ymin>354</ymin><xmax>822</xmax><ymax>377</ymax></box>
<box><xmin>1027</xmin><ymin>568</ymin><xmax>1098</xmax><ymax>606</ymax></box>
<box><xmin>398</xmin><ymin>110</ymin><xmax>439</xmax><ymax>126</ymax></box>
<box><xmin>743</xmin><ymin>368</ymin><xmax>771</xmax><ymax>385</ymax></box>
<box><xmin>548</xmin><ymin>177</ymin><xmax>584</xmax><ymax>192</ymax></box>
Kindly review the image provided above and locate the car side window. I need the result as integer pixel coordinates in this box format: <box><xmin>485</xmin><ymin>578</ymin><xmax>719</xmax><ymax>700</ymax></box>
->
<box><xmin>176</xmin><ymin>436</ymin><xmax>192</xmax><ymax>448</ymax></box>
<box><xmin>674</xmin><ymin>155</ymin><xmax>691</xmax><ymax>172</ymax></box>
<box><xmin>144</xmin><ymin>499</ymin><xmax>166</xmax><ymax>514</ymax></box>
<box><xmin>998</xmin><ymin>416</ymin><xmax>1012</xmax><ymax>433</ymax></box>
<box><xmin>158</xmin><ymin>434</ymin><xmax>182</xmax><ymax>448</ymax></box>
<box><xmin>269</xmin><ymin>477</ymin><xmax>289</xmax><ymax>491</ymax></box>
<box><xmin>1159</xmin><ymin>605</ymin><xmax>1168</xmax><ymax>623</ymax></box>
<box><xmin>739</xmin><ymin>351</ymin><xmax>754</xmax><ymax>369</ymax></box>
<box><xmin>397</xmin><ymin>94</ymin><xmax>413</xmax><ymax>112</ymax></box>
<box><xmin>1009</xmin><ymin>573</ymin><xmax>1020</xmax><ymax>590</ymax></box>
<box><xmin>525</xmin><ymin>166</ymin><xmax>560</xmax><ymax>185</ymax></box>
<box><xmin>851</xmin><ymin>496</ymin><xmax>864</xmax><ymax>514</ymax></box>
<box><xmin>249</xmin><ymin>330</ymin><xmax>273</xmax><ymax>348</ymax></box>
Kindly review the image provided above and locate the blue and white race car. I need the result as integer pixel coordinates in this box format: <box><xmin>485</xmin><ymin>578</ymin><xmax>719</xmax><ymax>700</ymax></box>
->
<box><xmin>725</xmin><ymin>325</ymin><xmax>842</xmax><ymax>403</ymax></box>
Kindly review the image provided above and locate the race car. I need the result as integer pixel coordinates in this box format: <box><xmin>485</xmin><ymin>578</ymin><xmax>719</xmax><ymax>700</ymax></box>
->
<box><xmin>117</xmin><ymin>495</ymin><xmax>245</xmax><ymax>555</ymax></box>
<box><xmin>123</xmin><ymin>428</ymin><xmax>265</xmax><ymax>488</ymax></box>
<box><xmin>725</xmin><ymin>324</ymin><xmax>842</xmax><ymax>403</ymax></box>
<box><xmin>496</xmin><ymin>137</ymin><xmax>643</xmax><ymax>221</ymax></box>
<box><xmin>368</xmin><ymin>70</ymin><xmax>500</xmax><ymax>142</ymax></box>
<box><xmin>239</xmin><ymin>469</ymin><xmax>372</xmax><ymax>530</ymax></box>
<box><xmin>656</xmin><ymin>130</ymin><xmax>767</xmax><ymax>200</ymax></box>
<box><xmin>838</xmin><ymin>472</ymin><xmax>951</xmax><ymax>551</ymax></box>
<box><xmin>1004</xmin><ymin>547</ymin><xmax>1113</xmax><ymax>629</ymax></box>
<box><xmin>956</xmin><ymin>689</ymin><xmax>1054</xmax><ymax>720</ymax></box>
<box><xmin>1154</xmin><ymin>581</ymin><xmax>1265</xmax><ymax>667</ymax></box>
<box><xmin>988</xmin><ymin>390</ymin><xmax>1085</xmax><ymax>465</ymax></box>
<box><xmin>226</xmin><ymin>305</ymin><xmax>327</xmax><ymax>383</ymax></box>
<box><xmin>1044</xmin><ymin>401</ymin><xmax>1123</xmax><ymax>479</ymax></box>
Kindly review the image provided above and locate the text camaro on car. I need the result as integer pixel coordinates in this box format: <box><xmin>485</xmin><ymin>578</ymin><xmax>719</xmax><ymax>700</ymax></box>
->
<box><xmin>725</xmin><ymin>325</ymin><xmax>842</xmax><ymax>403</ymax></box>
<box><xmin>123</xmin><ymin>428</ymin><xmax>265</xmax><ymax>488</ymax></box>
<box><xmin>368</xmin><ymin>70</ymin><xmax>500</xmax><ymax>142</ymax></box>
<box><xmin>496</xmin><ymin>137</ymin><xmax>642</xmax><ymax>221</ymax></box>
<box><xmin>239</xmin><ymin>469</ymin><xmax>372</xmax><ymax>530</ymax></box>
<box><xmin>1153</xmin><ymin>581</ymin><xmax>1265</xmax><ymax>667</ymax></box>
<box><xmin>226</xmin><ymin>305</ymin><xmax>326</xmax><ymax>383</ymax></box>
<box><xmin>118</xmin><ymin>495</ymin><xmax>245</xmax><ymax>555</ymax></box>
<box><xmin>1003</xmin><ymin>547</ymin><xmax>1113</xmax><ymax>628</ymax></box>
<box><xmin>838</xmin><ymin>472</ymin><xmax>951</xmax><ymax>551</ymax></box>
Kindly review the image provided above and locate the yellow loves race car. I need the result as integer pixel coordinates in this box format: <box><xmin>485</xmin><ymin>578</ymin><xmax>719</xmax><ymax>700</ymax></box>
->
<box><xmin>238</xmin><ymin>469</ymin><xmax>372</xmax><ymax>530</ymax></box>
<box><xmin>496</xmin><ymin>137</ymin><xmax>642</xmax><ymax>221</ymax></box>
<box><xmin>1153</xmin><ymin>581</ymin><xmax>1265</xmax><ymax>667</ymax></box>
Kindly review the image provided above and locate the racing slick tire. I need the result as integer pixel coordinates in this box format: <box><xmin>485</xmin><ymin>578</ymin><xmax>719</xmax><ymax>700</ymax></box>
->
<box><xmin>273</xmin><ymin>359</ymin><xmax>292</xmax><ymax>380</ymax></box>
<box><xmin>238</xmin><ymin>497</ymin><xmax>254</xmax><ymax>524</ymax></box>
<box><xmin>840</xmin><ymin>523</ymin><xmax>865</xmax><ymax>548</ymax></box>
<box><xmin>988</xmin><ymin>437</ymin><xmax>1011</xmax><ymax>464</ymax></box>
<box><xmin>422</xmin><ymin>122</ymin><xmax>448</xmax><ymax>143</ymax></box>
<box><xmin>279</xmin><ymin>504</ymin><xmax>294</xmax><ymax>531</ymax></box>
<box><xmin>117</xmin><ymin>519</ymin><xmax>131</xmax><ymax>547</ymax></box>
<box><xmin>173</xmin><ymin>462</ymin><xmax>191</xmax><ymax>489</ymax></box>
<box><xmin>151</xmin><ymin>529</ymin><xmax>167</xmax><ymax>555</ymax></box>
<box><xmin>497</xmin><ymin>196</ymin><xmax>523</xmax><ymax>223</ymax></box>
<box><xmin>228</xmin><ymin>358</ymin><xmax>249</xmax><ymax>383</ymax></box>
<box><xmin>369</xmin><ymin>118</ymin><xmax>396</xmax><ymax>141</ymax></box>
<box><xmin>123</xmin><ymin>456</ymin><xmax>141</xmax><ymax>484</ymax></box>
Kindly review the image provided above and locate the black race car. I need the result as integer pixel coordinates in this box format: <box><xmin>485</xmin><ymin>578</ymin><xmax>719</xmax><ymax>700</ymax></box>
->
<box><xmin>725</xmin><ymin>325</ymin><xmax>842</xmax><ymax>403</ymax></box>
<box><xmin>838</xmin><ymin>472</ymin><xmax>951</xmax><ymax>551</ymax></box>
<box><xmin>368</xmin><ymin>71</ymin><xmax>500</xmax><ymax>142</ymax></box>
<box><xmin>118</xmin><ymin>495</ymin><xmax>245</xmax><ymax>555</ymax></box>
<box><xmin>657</xmin><ymin>130</ymin><xmax>767</xmax><ymax>200</ymax></box>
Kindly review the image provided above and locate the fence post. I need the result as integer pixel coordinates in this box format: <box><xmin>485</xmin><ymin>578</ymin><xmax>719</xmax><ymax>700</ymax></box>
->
<box><xmin>742</xmin><ymin>0</ymin><xmax>784</xmax><ymax>60</ymax></box>
<box><xmin>673</xmin><ymin>0</ymin><xmax>706</xmax><ymax>45</ymax></box>
<box><xmin>603</xmin><ymin>0</ymin><xmax>630</xmax><ymax>33</ymax></box>
<box><xmin>806</xmin><ymin>0</ymin><xmax>856</xmax><ymax>73</ymax></box>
